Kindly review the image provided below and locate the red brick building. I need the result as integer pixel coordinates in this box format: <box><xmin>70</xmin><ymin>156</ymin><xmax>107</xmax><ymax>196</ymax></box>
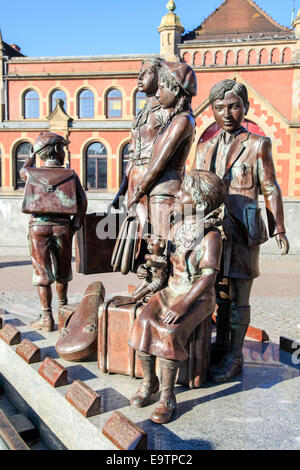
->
<box><xmin>0</xmin><ymin>0</ymin><xmax>299</xmax><ymax>201</ymax></box>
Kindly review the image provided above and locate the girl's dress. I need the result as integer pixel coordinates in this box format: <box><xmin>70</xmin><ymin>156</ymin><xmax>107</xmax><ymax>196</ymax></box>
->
<box><xmin>128</xmin><ymin>217</ymin><xmax>222</xmax><ymax>361</ymax></box>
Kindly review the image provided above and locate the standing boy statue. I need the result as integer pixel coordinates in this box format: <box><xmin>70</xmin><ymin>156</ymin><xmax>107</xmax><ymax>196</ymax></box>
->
<box><xmin>194</xmin><ymin>79</ymin><xmax>289</xmax><ymax>382</ymax></box>
<box><xmin>21</xmin><ymin>132</ymin><xmax>87</xmax><ymax>332</ymax></box>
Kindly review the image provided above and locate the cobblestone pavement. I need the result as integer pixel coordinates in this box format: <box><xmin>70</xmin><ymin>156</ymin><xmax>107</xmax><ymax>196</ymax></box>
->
<box><xmin>0</xmin><ymin>254</ymin><xmax>299</xmax><ymax>345</ymax></box>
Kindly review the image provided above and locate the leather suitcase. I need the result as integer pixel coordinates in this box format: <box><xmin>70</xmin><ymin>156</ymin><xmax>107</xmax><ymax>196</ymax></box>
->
<box><xmin>97</xmin><ymin>297</ymin><xmax>212</xmax><ymax>388</ymax></box>
<box><xmin>98</xmin><ymin>298</ymin><xmax>144</xmax><ymax>378</ymax></box>
<box><xmin>75</xmin><ymin>208</ymin><xmax>126</xmax><ymax>274</ymax></box>
<box><xmin>177</xmin><ymin>315</ymin><xmax>212</xmax><ymax>389</ymax></box>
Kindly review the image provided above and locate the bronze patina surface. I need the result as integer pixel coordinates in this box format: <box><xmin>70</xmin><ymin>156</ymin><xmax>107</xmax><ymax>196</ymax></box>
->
<box><xmin>113</xmin><ymin>60</ymin><xmax>197</xmax><ymax>274</ymax></box>
<box><xmin>128</xmin><ymin>170</ymin><xmax>225</xmax><ymax>424</ymax></box>
<box><xmin>194</xmin><ymin>79</ymin><xmax>289</xmax><ymax>382</ymax></box>
<box><xmin>20</xmin><ymin>132</ymin><xmax>87</xmax><ymax>333</ymax></box>
<box><xmin>56</xmin><ymin>281</ymin><xmax>105</xmax><ymax>362</ymax></box>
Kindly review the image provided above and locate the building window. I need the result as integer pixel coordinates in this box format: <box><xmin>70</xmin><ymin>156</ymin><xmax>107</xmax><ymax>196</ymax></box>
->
<box><xmin>16</xmin><ymin>142</ymin><xmax>32</xmax><ymax>189</ymax></box>
<box><xmin>107</xmin><ymin>89</ymin><xmax>122</xmax><ymax>118</ymax></box>
<box><xmin>135</xmin><ymin>91</ymin><xmax>146</xmax><ymax>115</ymax></box>
<box><xmin>78</xmin><ymin>89</ymin><xmax>94</xmax><ymax>118</ymax></box>
<box><xmin>51</xmin><ymin>89</ymin><xmax>67</xmax><ymax>112</ymax></box>
<box><xmin>121</xmin><ymin>143</ymin><xmax>131</xmax><ymax>177</ymax></box>
<box><xmin>182</xmin><ymin>52</ymin><xmax>190</xmax><ymax>65</ymax></box>
<box><xmin>86</xmin><ymin>142</ymin><xmax>107</xmax><ymax>190</ymax></box>
<box><xmin>24</xmin><ymin>90</ymin><xmax>39</xmax><ymax>119</ymax></box>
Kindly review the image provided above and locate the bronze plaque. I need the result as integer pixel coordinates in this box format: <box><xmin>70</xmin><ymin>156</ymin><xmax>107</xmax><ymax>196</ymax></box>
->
<box><xmin>16</xmin><ymin>339</ymin><xmax>41</xmax><ymax>364</ymax></box>
<box><xmin>38</xmin><ymin>357</ymin><xmax>68</xmax><ymax>387</ymax></box>
<box><xmin>0</xmin><ymin>324</ymin><xmax>21</xmax><ymax>345</ymax></box>
<box><xmin>65</xmin><ymin>379</ymin><xmax>101</xmax><ymax>417</ymax></box>
<box><xmin>102</xmin><ymin>411</ymin><xmax>147</xmax><ymax>450</ymax></box>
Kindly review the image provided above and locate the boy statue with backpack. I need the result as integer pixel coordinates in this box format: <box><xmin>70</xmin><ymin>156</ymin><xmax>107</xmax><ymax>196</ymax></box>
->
<box><xmin>21</xmin><ymin>132</ymin><xmax>87</xmax><ymax>332</ymax></box>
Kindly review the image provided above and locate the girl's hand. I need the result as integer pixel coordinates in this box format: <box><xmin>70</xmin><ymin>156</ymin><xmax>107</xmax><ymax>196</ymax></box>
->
<box><xmin>162</xmin><ymin>297</ymin><xmax>188</xmax><ymax>324</ymax></box>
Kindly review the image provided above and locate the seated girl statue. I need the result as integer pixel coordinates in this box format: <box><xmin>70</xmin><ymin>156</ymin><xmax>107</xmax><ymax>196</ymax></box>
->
<box><xmin>128</xmin><ymin>169</ymin><xmax>226</xmax><ymax>424</ymax></box>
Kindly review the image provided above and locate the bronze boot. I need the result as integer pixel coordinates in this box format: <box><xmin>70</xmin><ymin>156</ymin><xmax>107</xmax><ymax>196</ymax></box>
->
<box><xmin>130</xmin><ymin>352</ymin><xmax>159</xmax><ymax>407</ymax></box>
<box><xmin>210</xmin><ymin>299</ymin><xmax>231</xmax><ymax>365</ymax></box>
<box><xmin>209</xmin><ymin>304</ymin><xmax>250</xmax><ymax>383</ymax></box>
<box><xmin>150</xmin><ymin>358</ymin><xmax>179</xmax><ymax>424</ymax></box>
<box><xmin>30</xmin><ymin>308</ymin><xmax>55</xmax><ymax>332</ymax></box>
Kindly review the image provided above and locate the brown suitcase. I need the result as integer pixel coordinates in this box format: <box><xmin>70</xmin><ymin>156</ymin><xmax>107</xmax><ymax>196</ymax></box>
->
<box><xmin>75</xmin><ymin>208</ymin><xmax>126</xmax><ymax>274</ymax></box>
<box><xmin>22</xmin><ymin>167</ymin><xmax>78</xmax><ymax>215</ymax></box>
<box><xmin>97</xmin><ymin>297</ymin><xmax>212</xmax><ymax>388</ymax></box>
<box><xmin>98</xmin><ymin>298</ymin><xmax>143</xmax><ymax>378</ymax></box>
<box><xmin>177</xmin><ymin>315</ymin><xmax>212</xmax><ymax>389</ymax></box>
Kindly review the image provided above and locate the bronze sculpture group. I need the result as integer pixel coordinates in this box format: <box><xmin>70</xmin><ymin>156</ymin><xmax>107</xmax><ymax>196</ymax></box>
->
<box><xmin>21</xmin><ymin>58</ymin><xmax>289</xmax><ymax>425</ymax></box>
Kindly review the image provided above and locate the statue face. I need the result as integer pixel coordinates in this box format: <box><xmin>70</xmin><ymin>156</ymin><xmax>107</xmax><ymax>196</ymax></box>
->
<box><xmin>212</xmin><ymin>90</ymin><xmax>248</xmax><ymax>132</ymax></box>
<box><xmin>156</xmin><ymin>79</ymin><xmax>178</xmax><ymax>109</ymax></box>
<box><xmin>138</xmin><ymin>63</ymin><xmax>158</xmax><ymax>95</ymax></box>
<box><xmin>173</xmin><ymin>186</ymin><xmax>196</xmax><ymax>215</ymax></box>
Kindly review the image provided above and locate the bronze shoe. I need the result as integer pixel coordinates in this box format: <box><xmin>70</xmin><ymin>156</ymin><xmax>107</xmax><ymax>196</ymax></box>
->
<box><xmin>30</xmin><ymin>314</ymin><xmax>55</xmax><ymax>332</ymax></box>
<box><xmin>130</xmin><ymin>376</ymin><xmax>159</xmax><ymax>408</ymax></box>
<box><xmin>150</xmin><ymin>395</ymin><xmax>176</xmax><ymax>424</ymax></box>
<box><xmin>209</xmin><ymin>352</ymin><xmax>243</xmax><ymax>383</ymax></box>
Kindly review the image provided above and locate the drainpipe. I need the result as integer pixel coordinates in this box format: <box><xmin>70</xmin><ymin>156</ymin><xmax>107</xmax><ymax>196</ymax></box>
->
<box><xmin>3</xmin><ymin>57</ymin><xmax>8</xmax><ymax>121</ymax></box>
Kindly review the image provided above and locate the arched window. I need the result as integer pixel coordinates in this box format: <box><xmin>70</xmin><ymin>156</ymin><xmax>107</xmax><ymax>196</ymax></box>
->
<box><xmin>237</xmin><ymin>49</ymin><xmax>246</xmax><ymax>66</ymax></box>
<box><xmin>204</xmin><ymin>51</ymin><xmax>212</xmax><ymax>66</ymax></box>
<box><xmin>106</xmin><ymin>89</ymin><xmax>122</xmax><ymax>118</ymax></box>
<box><xmin>271</xmin><ymin>48</ymin><xmax>280</xmax><ymax>64</ymax></box>
<box><xmin>259</xmin><ymin>48</ymin><xmax>268</xmax><ymax>65</ymax></box>
<box><xmin>193</xmin><ymin>51</ymin><xmax>201</xmax><ymax>66</ymax></box>
<box><xmin>215</xmin><ymin>51</ymin><xmax>223</xmax><ymax>66</ymax></box>
<box><xmin>282</xmin><ymin>47</ymin><xmax>291</xmax><ymax>63</ymax></box>
<box><xmin>50</xmin><ymin>89</ymin><xmax>67</xmax><ymax>112</ymax></box>
<box><xmin>86</xmin><ymin>142</ymin><xmax>107</xmax><ymax>190</ymax></box>
<box><xmin>78</xmin><ymin>89</ymin><xmax>94</xmax><ymax>118</ymax></box>
<box><xmin>226</xmin><ymin>50</ymin><xmax>235</xmax><ymax>66</ymax></box>
<box><xmin>121</xmin><ymin>143</ymin><xmax>131</xmax><ymax>177</ymax></box>
<box><xmin>24</xmin><ymin>90</ymin><xmax>39</xmax><ymax>119</ymax></box>
<box><xmin>135</xmin><ymin>91</ymin><xmax>146</xmax><ymax>115</ymax></box>
<box><xmin>15</xmin><ymin>142</ymin><xmax>32</xmax><ymax>188</ymax></box>
<box><xmin>248</xmin><ymin>49</ymin><xmax>257</xmax><ymax>65</ymax></box>
<box><xmin>182</xmin><ymin>52</ymin><xmax>190</xmax><ymax>65</ymax></box>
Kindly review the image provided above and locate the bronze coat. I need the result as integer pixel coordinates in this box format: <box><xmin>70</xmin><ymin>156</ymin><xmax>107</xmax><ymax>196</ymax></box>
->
<box><xmin>195</xmin><ymin>130</ymin><xmax>286</xmax><ymax>279</ymax></box>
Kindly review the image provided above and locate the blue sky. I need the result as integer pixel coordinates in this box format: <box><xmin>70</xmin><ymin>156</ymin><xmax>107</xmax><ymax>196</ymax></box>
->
<box><xmin>0</xmin><ymin>0</ymin><xmax>298</xmax><ymax>57</ymax></box>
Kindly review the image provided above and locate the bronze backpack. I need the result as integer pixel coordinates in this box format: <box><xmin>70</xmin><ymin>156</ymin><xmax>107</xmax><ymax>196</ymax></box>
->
<box><xmin>22</xmin><ymin>167</ymin><xmax>78</xmax><ymax>215</ymax></box>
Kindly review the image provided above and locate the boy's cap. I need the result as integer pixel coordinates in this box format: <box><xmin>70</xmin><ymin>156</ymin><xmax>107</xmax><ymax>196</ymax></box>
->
<box><xmin>161</xmin><ymin>61</ymin><xmax>197</xmax><ymax>97</ymax></box>
<box><xmin>33</xmin><ymin>132</ymin><xmax>69</xmax><ymax>154</ymax></box>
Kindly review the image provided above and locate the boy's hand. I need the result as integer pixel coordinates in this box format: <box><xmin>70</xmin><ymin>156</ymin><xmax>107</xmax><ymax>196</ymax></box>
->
<box><xmin>275</xmin><ymin>233</ymin><xmax>289</xmax><ymax>255</ymax></box>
